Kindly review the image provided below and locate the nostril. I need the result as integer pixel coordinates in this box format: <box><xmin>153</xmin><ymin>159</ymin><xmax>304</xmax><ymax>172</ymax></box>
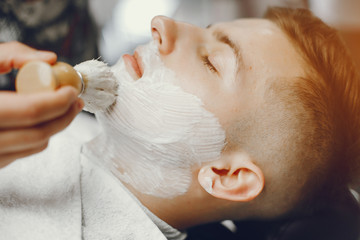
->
<box><xmin>151</xmin><ymin>16</ymin><xmax>176</xmax><ymax>55</ymax></box>
<box><xmin>151</xmin><ymin>27</ymin><xmax>162</xmax><ymax>44</ymax></box>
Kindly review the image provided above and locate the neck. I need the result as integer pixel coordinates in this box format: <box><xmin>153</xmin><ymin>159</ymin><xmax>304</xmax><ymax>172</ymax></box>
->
<box><xmin>123</xmin><ymin>183</ymin><xmax>203</xmax><ymax>230</ymax></box>
<box><xmin>122</xmin><ymin>180</ymin><xmax>250</xmax><ymax>230</ymax></box>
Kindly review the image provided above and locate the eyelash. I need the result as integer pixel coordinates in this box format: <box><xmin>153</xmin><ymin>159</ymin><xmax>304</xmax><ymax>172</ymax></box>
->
<box><xmin>202</xmin><ymin>56</ymin><xmax>217</xmax><ymax>73</ymax></box>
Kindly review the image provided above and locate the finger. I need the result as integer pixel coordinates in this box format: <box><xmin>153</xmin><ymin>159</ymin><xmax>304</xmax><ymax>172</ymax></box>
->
<box><xmin>0</xmin><ymin>129</ymin><xmax>49</xmax><ymax>155</ymax></box>
<box><xmin>0</xmin><ymin>98</ymin><xmax>83</xmax><ymax>154</ymax></box>
<box><xmin>0</xmin><ymin>41</ymin><xmax>57</xmax><ymax>74</ymax></box>
<box><xmin>0</xmin><ymin>86</ymin><xmax>79</xmax><ymax>128</ymax></box>
<box><xmin>0</xmin><ymin>142</ymin><xmax>48</xmax><ymax>169</ymax></box>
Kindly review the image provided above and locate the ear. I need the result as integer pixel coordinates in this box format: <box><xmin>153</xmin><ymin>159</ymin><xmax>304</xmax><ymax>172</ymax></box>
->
<box><xmin>198</xmin><ymin>152</ymin><xmax>264</xmax><ymax>201</ymax></box>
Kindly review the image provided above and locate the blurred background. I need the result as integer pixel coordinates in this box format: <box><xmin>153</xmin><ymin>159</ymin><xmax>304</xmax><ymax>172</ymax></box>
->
<box><xmin>90</xmin><ymin>0</ymin><xmax>360</xmax><ymax>67</ymax></box>
<box><xmin>0</xmin><ymin>0</ymin><xmax>359</xmax><ymax>233</ymax></box>
<box><xmin>0</xmin><ymin>0</ymin><xmax>360</xmax><ymax>173</ymax></box>
<box><xmin>0</xmin><ymin>0</ymin><xmax>359</xmax><ymax>71</ymax></box>
<box><xmin>0</xmin><ymin>0</ymin><xmax>359</xmax><ymax>153</ymax></box>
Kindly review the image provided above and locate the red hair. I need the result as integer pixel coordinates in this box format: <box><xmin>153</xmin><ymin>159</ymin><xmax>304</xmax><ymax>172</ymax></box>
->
<box><xmin>265</xmin><ymin>8</ymin><xmax>360</xmax><ymax>189</ymax></box>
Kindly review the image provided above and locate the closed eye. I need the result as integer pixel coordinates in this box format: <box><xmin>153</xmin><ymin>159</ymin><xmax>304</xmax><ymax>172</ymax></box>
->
<box><xmin>202</xmin><ymin>55</ymin><xmax>217</xmax><ymax>73</ymax></box>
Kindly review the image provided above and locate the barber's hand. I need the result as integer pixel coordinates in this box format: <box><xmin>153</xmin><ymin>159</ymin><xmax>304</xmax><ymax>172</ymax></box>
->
<box><xmin>0</xmin><ymin>41</ymin><xmax>57</xmax><ymax>74</ymax></box>
<box><xmin>0</xmin><ymin>42</ymin><xmax>84</xmax><ymax>168</ymax></box>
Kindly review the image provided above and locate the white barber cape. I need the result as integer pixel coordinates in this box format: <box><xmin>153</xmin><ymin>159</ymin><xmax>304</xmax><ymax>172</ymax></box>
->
<box><xmin>0</xmin><ymin>114</ymin><xmax>185</xmax><ymax>240</ymax></box>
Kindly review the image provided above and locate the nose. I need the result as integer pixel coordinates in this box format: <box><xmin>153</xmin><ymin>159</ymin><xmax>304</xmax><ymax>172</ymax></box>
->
<box><xmin>151</xmin><ymin>16</ymin><xmax>176</xmax><ymax>55</ymax></box>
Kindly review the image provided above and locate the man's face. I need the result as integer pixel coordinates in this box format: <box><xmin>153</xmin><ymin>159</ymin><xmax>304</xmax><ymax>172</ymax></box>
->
<box><xmin>142</xmin><ymin>17</ymin><xmax>305</xmax><ymax>147</ymax></box>
<box><xmin>109</xmin><ymin>17</ymin><xmax>308</xmax><ymax>200</ymax></box>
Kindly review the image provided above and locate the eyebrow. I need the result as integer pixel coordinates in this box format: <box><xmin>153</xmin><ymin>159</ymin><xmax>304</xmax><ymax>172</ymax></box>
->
<box><xmin>210</xmin><ymin>28</ymin><xmax>244</xmax><ymax>76</ymax></box>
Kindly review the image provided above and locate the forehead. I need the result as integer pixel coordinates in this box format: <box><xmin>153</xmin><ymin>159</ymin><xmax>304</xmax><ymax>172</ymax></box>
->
<box><xmin>213</xmin><ymin>18</ymin><xmax>285</xmax><ymax>44</ymax></box>
<box><xmin>221</xmin><ymin>18</ymin><xmax>279</xmax><ymax>33</ymax></box>
<box><xmin>212</xmin><ymin>19</ymin><xmax>305</xmax><ymax>81</ymax></box>
<box><xmin>210</xmin><ymin>19</ymin><xmax>307</xmax><ymax>146</ymax></box>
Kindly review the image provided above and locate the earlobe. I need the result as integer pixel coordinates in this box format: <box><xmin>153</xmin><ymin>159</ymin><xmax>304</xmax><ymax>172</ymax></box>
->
<box><xmin>198</xmin><ymin>152</ymin><xmax>264</xmax><ymax>201</ymax></box>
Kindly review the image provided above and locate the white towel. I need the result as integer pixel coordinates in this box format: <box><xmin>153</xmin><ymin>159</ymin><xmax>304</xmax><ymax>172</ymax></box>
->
<box><xmin>0</xmin><ymin>131</ymin><xmax>83</xmax><ymax>240</ymax></box>
<box><xmin>0</xmin><ymin>114</ymin><xmax>167</xmax><ymax>239</ymax></box>
<box><xmin>80</xmin><ymin>149</ymin><xmax>166</xmax><ymax>240</ymax></box>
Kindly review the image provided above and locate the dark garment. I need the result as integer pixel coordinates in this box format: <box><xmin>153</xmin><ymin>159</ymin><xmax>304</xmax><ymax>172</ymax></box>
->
<box><xmin>0</xmin><ymin>0</ymin><xmax>98</xmax><ymax>90</ymax></box>
<box><xmin>0</xmin><ymin>0</ymin><xmax>98</xmax><ymax>65</ymax></box>
<box><xmin>186</xmin><ymin>191</ymin><xmax>360</xmax><ymax>240</ymax></box>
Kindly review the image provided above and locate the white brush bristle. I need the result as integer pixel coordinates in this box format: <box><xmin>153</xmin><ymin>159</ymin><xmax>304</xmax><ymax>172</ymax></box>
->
<box><xmin>74</xmin><ymin>60</ymin><xmax>118</xmax><ymax>113</ymax></box>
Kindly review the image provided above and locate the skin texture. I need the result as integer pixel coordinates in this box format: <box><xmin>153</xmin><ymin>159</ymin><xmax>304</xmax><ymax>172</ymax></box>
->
<box><xmin>125</xmin><ymin>16</ymin><xmax>307</xmax><ymax>230</ymax></box>
<box><xmin>0</xmin><ymin>41</ymin><xmax>84</xmax><ymax>168</ymax></box>
<box><xmin>151</xmin><ymin>17</ymin><xmax>304</xmax><ymax>135</ymax></box>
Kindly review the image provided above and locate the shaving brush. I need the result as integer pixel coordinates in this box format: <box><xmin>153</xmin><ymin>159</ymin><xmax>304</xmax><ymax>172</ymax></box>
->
<box><xmin>16</xmin><ymin>60</ymin><xmax>118</xmax><ymax>113</ymax></box>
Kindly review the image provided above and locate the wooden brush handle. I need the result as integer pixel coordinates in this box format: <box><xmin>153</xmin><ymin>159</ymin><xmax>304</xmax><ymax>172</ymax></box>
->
<box><xmin>16</xmin><ymin>61</ymin><xmax>82</xmax><ymax>94</ymax></box>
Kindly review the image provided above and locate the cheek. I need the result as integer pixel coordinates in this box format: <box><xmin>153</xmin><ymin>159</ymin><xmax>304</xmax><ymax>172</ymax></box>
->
<box><xmin>161</xmin><ymin>54</ymin><xmax>220</xmax><ymax>99</ymax></box>
<box><xmin>160</xmin><ymin>53</ymin><xmax>256</xmax><ymax>135</ymax></box>
<box><xmin>175</xmin><ymin>74</ymin><xmax>240</xmax><ymax>128</ymax></box>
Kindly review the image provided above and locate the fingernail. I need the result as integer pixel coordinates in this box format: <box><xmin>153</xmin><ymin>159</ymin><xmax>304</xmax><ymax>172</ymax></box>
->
<box><xmin>77</xmin><ymin>99</ymin><xmax>84</xmax><ymax>110</ymax></box>
<box><xmin>58</xmin><ymin>86</ymin><xmax>77</xmax><ymax>100</ymax></box>
<box><xmin>34</xmin><ymin>51</ymin><xmax>56</xmax><ymax>61</ymax></box>
<box><xmin>34</xmin><ymin>51</ymin><xmax>51</xmax><ymax>58</ymax></box>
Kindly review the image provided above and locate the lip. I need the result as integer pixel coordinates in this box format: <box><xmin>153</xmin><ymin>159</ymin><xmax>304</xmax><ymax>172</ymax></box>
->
<box><xmin>134</xmin><ymin>51</ymin><xmax>144</xmax><ymax>76</ymax></box>
<box><xmin>123</xmin><ymin>52</ymin><xmax>143</xmax><ymax>80</ymax></box>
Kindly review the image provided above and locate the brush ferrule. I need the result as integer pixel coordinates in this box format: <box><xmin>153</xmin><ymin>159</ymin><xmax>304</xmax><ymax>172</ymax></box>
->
<box><xmin>77</xmin><ymin>71</ymin><xmax>85</xmax><ymax>97</ymax></box>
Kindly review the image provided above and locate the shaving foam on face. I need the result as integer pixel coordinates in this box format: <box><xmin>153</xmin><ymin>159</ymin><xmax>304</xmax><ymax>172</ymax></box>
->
<box><xmin>84</xmin><ymin>41</ymin><xmax>225</xmax><ymax>198</ymax></box>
